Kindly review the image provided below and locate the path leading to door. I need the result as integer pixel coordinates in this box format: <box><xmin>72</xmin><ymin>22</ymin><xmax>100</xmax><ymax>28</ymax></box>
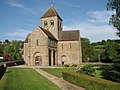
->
<box><xmin>34</xmin><ymin>68</ymin><xmax>85</xmax><ymax>90</ymax></box>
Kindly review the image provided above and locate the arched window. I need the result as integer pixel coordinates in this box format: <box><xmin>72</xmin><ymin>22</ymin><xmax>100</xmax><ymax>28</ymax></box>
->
<box><xmin>44</xmin><ymin>21</ymin><xmax>47</xmax><ymax>26</ymax></box>
<box><xmin>50</xmin><ymin>20</ymin><xmax>54</xmax><ymax>26</ymax></box>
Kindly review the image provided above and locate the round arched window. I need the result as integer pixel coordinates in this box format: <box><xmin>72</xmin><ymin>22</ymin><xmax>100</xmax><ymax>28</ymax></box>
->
<box><xmin>44</xmin><ymin>21</ymin><xmax>47</xmax><ymax>26</ymax></box>
<box><xmin>50</xmin><ymin>20</ymin><xmax>54</xmax><ymax>26</ymax></box>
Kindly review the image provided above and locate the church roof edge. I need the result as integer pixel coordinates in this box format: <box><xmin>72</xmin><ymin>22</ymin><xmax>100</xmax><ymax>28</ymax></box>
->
<box><xmin>39</xmin><ymin>26</ymin><xmax>57</xmax><ymax>41</ymax></box>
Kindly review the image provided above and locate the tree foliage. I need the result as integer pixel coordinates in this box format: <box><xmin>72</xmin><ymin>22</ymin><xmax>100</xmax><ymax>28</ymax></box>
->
<box><xmin>107</xmin><ymin>0</ymin><xmax>120</xmax><ymax>37</ymax></box>
<box><xmin>81</xmin><ymin>38</ymin><xmax>98</xmax><ymax>62</ymax></box>
<box><xmin>0</xmin><ymin>40</ymin><xmax>23</xmax><ymax>60</ymax></box>
<box><xmin>81</xmin><ymin>38</ymin><xmax>120</xmax><ymax>63</ymax></box>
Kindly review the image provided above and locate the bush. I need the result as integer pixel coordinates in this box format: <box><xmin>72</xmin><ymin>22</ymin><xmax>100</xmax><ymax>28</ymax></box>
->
<box><xmin>113</xmin><ymin>63</ymin><xmax>120</xmax><ymax>71</ymax></box>
<box><xmin>80</xmin><ymin>65</ymin><xmax>95</xmax><ymax>76</ymax></box>
<box><xmin>62</xmin><ymin>72</ymin><xmax>120</xmax><ymax>90</ymax></box>
<box><xmin>64</xmin><ymin>64</ymin><xmax>69</xmax><ymax>67</ymax></box>
<box><xmin>72</xmin><ymin>64</ymin><xmax>77</xmax><ymax>67</ymax></box>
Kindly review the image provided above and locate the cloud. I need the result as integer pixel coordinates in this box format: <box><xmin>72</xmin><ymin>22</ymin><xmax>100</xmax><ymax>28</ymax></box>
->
<box><xmin>5</xmin><ymin>29</ymin><xmax>32</xmax><ymax>41</ymax></box>
<box><xmin>7</xmin><ymin>0</ymin><xmax>37</xmax><ymax>15</ymax></box>
<box><xmin>87</xmin><ymin>10</ymin><xmax>115</xmax><ymax>23</ymax></box>
<box><xmin>63</xmin><ymin>10</ymin><xmax>118</xmax><ymax>42</ymax></box>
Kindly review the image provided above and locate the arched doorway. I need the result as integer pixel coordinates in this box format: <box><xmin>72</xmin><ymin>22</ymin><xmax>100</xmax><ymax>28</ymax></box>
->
<box><xmin>34</xmin><ymin>52</ymin><xmax>42</xmax><ymax>66</ymax></box>
<box><xmin>35</xmin><ymin>56</ymin><xmax>42</xmax><ymax>65</ymax></box>
<box><xmin>61</xmin><ymin>55</ymin><xmax>66</xmax><ymax>65</ymax></box>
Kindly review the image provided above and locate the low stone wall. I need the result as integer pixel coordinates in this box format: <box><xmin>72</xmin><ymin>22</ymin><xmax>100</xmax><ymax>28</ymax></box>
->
<box><xmin>6</xmin><ymin>60</ymin><xmax>25</xmax><ymax>66</ymax></box>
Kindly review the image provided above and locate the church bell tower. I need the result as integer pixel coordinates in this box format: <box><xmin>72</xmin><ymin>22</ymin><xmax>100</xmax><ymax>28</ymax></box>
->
<box><xmin>41</xmin><ymin>6</ymin><xmax>63</xmax><ymax>39</ymax></box>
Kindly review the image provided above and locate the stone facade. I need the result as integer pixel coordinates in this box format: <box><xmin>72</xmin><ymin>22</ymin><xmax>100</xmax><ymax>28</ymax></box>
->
<box><xmin>24</xmin><ymin>6</ymin><xmax>82</xmax><ymax>66</ymax></box>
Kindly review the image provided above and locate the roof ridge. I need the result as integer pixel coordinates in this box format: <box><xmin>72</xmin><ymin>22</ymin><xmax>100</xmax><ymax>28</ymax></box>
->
<box><xmin>61</xmin><ymin>30</ymin><xmax>79</xmax><ymax>32</ymax></box>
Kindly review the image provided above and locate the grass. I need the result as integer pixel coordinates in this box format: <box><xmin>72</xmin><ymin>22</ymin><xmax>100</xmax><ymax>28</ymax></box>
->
<box><xmin>0</xmin><ymin>68</ymin><xmax>61</xmax><ymax>90</ymax></box>
<box><xmin>41</xmin><ymin>68</ymin><xmax>75</xmax><ymax>78</ymax></box>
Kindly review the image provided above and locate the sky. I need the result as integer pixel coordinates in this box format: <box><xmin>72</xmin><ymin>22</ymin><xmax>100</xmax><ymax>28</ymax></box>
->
<box><xmin>0</xmin><ymin>0</ymin><xmax>119</xmax><ymax>42</ymax></box>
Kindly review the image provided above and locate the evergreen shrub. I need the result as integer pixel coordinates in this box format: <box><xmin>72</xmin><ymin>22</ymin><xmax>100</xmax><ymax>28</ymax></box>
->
<box><xmin>80</xmin><ymin>65</ymin><xmax>95</xmax><ymax>76</ymax></box>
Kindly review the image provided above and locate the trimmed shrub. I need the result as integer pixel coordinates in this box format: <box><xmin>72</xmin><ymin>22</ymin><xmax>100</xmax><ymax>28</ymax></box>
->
<box><xmin>80</xmin><ymin>65</ymin><xmax>95</xmax><ymax>76</ymax></box>
<box><xmin>62</xmin><ymin>72</ymin><xmax>120</xmax><ymax>90</ymax></box>
<box><xmin>72</xmin><ymin>64</ymin><xmax>77</xmax><ymax>67</ymax></box>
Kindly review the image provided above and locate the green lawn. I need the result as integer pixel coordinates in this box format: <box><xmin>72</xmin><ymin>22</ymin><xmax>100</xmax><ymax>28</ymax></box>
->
<box><xmin>41</xmin><ymin>68</ymin><xmax>75</xmax><ymax>78</ymax></box>
<box><xmin>0</xmin><ymin>68</ymin><xmax>61</xmax><ymax>90</ymax></box>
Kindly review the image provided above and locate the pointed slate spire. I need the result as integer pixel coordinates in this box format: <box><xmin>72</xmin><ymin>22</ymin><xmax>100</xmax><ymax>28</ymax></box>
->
<box><xmin>41</xmin><ymin>6</ymin><xmax>62</xmax><ymax>21</ymax></box>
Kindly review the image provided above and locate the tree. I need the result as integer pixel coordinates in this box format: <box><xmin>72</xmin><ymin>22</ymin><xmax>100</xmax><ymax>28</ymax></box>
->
<box><xmin>107</xmin><ymin>0</ymin><xmax>120</xmax><ymax>37</ymax></box>
<box><xmin>0</xmin><ymin>44</ymin><xmax>4</xmax><ymax>55</ymax></box>
<box><xmin>105</xmin><ymin>40</ymin><xmax>120</xmax><ymax>62</ymax></box>
<box><xmin>3</xmin><ymin>40</ymin><xmax>23</xmax><ymax>60</ymax></box>
<box><xmin>81</xmin><ymin>38</ymin><xmax>98</xmax><ymax>62</ymax></box>
<box><xmin>4</xmin><ymin>39</ymin><xmax>10</xmax><ymax>44</ymax></box>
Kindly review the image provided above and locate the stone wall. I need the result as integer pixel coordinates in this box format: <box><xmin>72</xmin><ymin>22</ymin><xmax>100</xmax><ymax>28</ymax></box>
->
<box><xmin>58</xmin><ymin>41</ymin><xmax>82</xmax><ymax>65</ymax></box>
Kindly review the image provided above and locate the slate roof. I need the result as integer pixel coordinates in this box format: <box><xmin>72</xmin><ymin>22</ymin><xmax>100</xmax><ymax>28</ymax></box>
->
<box><xmin>58</xmin><ymin>30</ymin><xmax>80</xmax><ymax>41</ymax></box>
<box><xmin>39</xmin><ymin>26</ymin><xmax>57</xmax><ymax>41</ymax></box>
<box><xmin>41</xmin><ymin>6</ymin><xmax>62</xmax><ymax>21</ymax></box>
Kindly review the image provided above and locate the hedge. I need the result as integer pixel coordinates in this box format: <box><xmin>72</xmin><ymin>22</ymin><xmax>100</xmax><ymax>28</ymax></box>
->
<box><xmin>62</xmin><ymin>72</ymin><xmax>120</xmax><ymax>90</ymax></box>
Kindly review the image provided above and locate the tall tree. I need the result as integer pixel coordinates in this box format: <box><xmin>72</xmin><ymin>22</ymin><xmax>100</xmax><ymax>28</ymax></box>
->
<box><xmin>81</xmin><ymin>38</ymin><xmax>98</xmax><ymax>62</ymax></box>
<box><xmin>107</xmin><ymin>0</ymin><xmax>120</xmax><ymax>37</ymax></box>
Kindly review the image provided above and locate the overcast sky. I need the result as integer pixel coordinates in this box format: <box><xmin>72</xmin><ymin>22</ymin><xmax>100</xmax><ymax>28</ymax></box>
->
<box><xmin>0</xmin><ymin>0</ymin><xmax>119</xmax><ymax>42</ymax></box>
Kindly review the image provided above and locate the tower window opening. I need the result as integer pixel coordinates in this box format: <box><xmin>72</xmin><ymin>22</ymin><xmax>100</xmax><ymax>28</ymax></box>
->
<box><xmin>50</xmin><ymin>20</ymin><xmax>54</xmax><ymax>26</ymax></box>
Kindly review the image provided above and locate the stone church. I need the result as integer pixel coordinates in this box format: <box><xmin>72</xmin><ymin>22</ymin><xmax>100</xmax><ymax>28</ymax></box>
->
<box><xmin>24</xmin><ymin>6</ymin><xmax>82</xmax><ymax>66</ymax></box>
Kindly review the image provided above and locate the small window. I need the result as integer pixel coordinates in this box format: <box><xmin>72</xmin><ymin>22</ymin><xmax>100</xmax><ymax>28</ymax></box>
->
<box><xmin>58</xmin><ymin>21</ymin><xmax>60</xmax><ymax>31</ymax></box>
<box><xmin>50</xmin><ymin>20</ymin><xmax>54</xmax><ymax>26</ymax></box>
<box><xmin>60</xmin><ymin>22</ymin><xmax>61</xmax><ymax>28</ymax></box>
<box><xmin>44</xmin><ymin>21</ymin><xmax>47</xmax><ymax>26</ymax></box>
<box><xmin>62</xmin><ymin>43</ymin><xmax>63</xmax><ymax>49</ymax></box>
<box><xmin>36</xmin><ymin>39</ymin><xmax>38</xmax><ymax>46</ymax></box>
<box><xmin>70</xmin><ymin>43</ymin><xmax>71</xmax><ymax>49</ymax></box>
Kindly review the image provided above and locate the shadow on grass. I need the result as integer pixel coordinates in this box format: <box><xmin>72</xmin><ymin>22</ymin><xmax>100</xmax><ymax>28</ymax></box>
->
<box><xmin>0</xmin><ymin>65</ymin><xmax>6</xmax><ymax>80</ymax></box>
